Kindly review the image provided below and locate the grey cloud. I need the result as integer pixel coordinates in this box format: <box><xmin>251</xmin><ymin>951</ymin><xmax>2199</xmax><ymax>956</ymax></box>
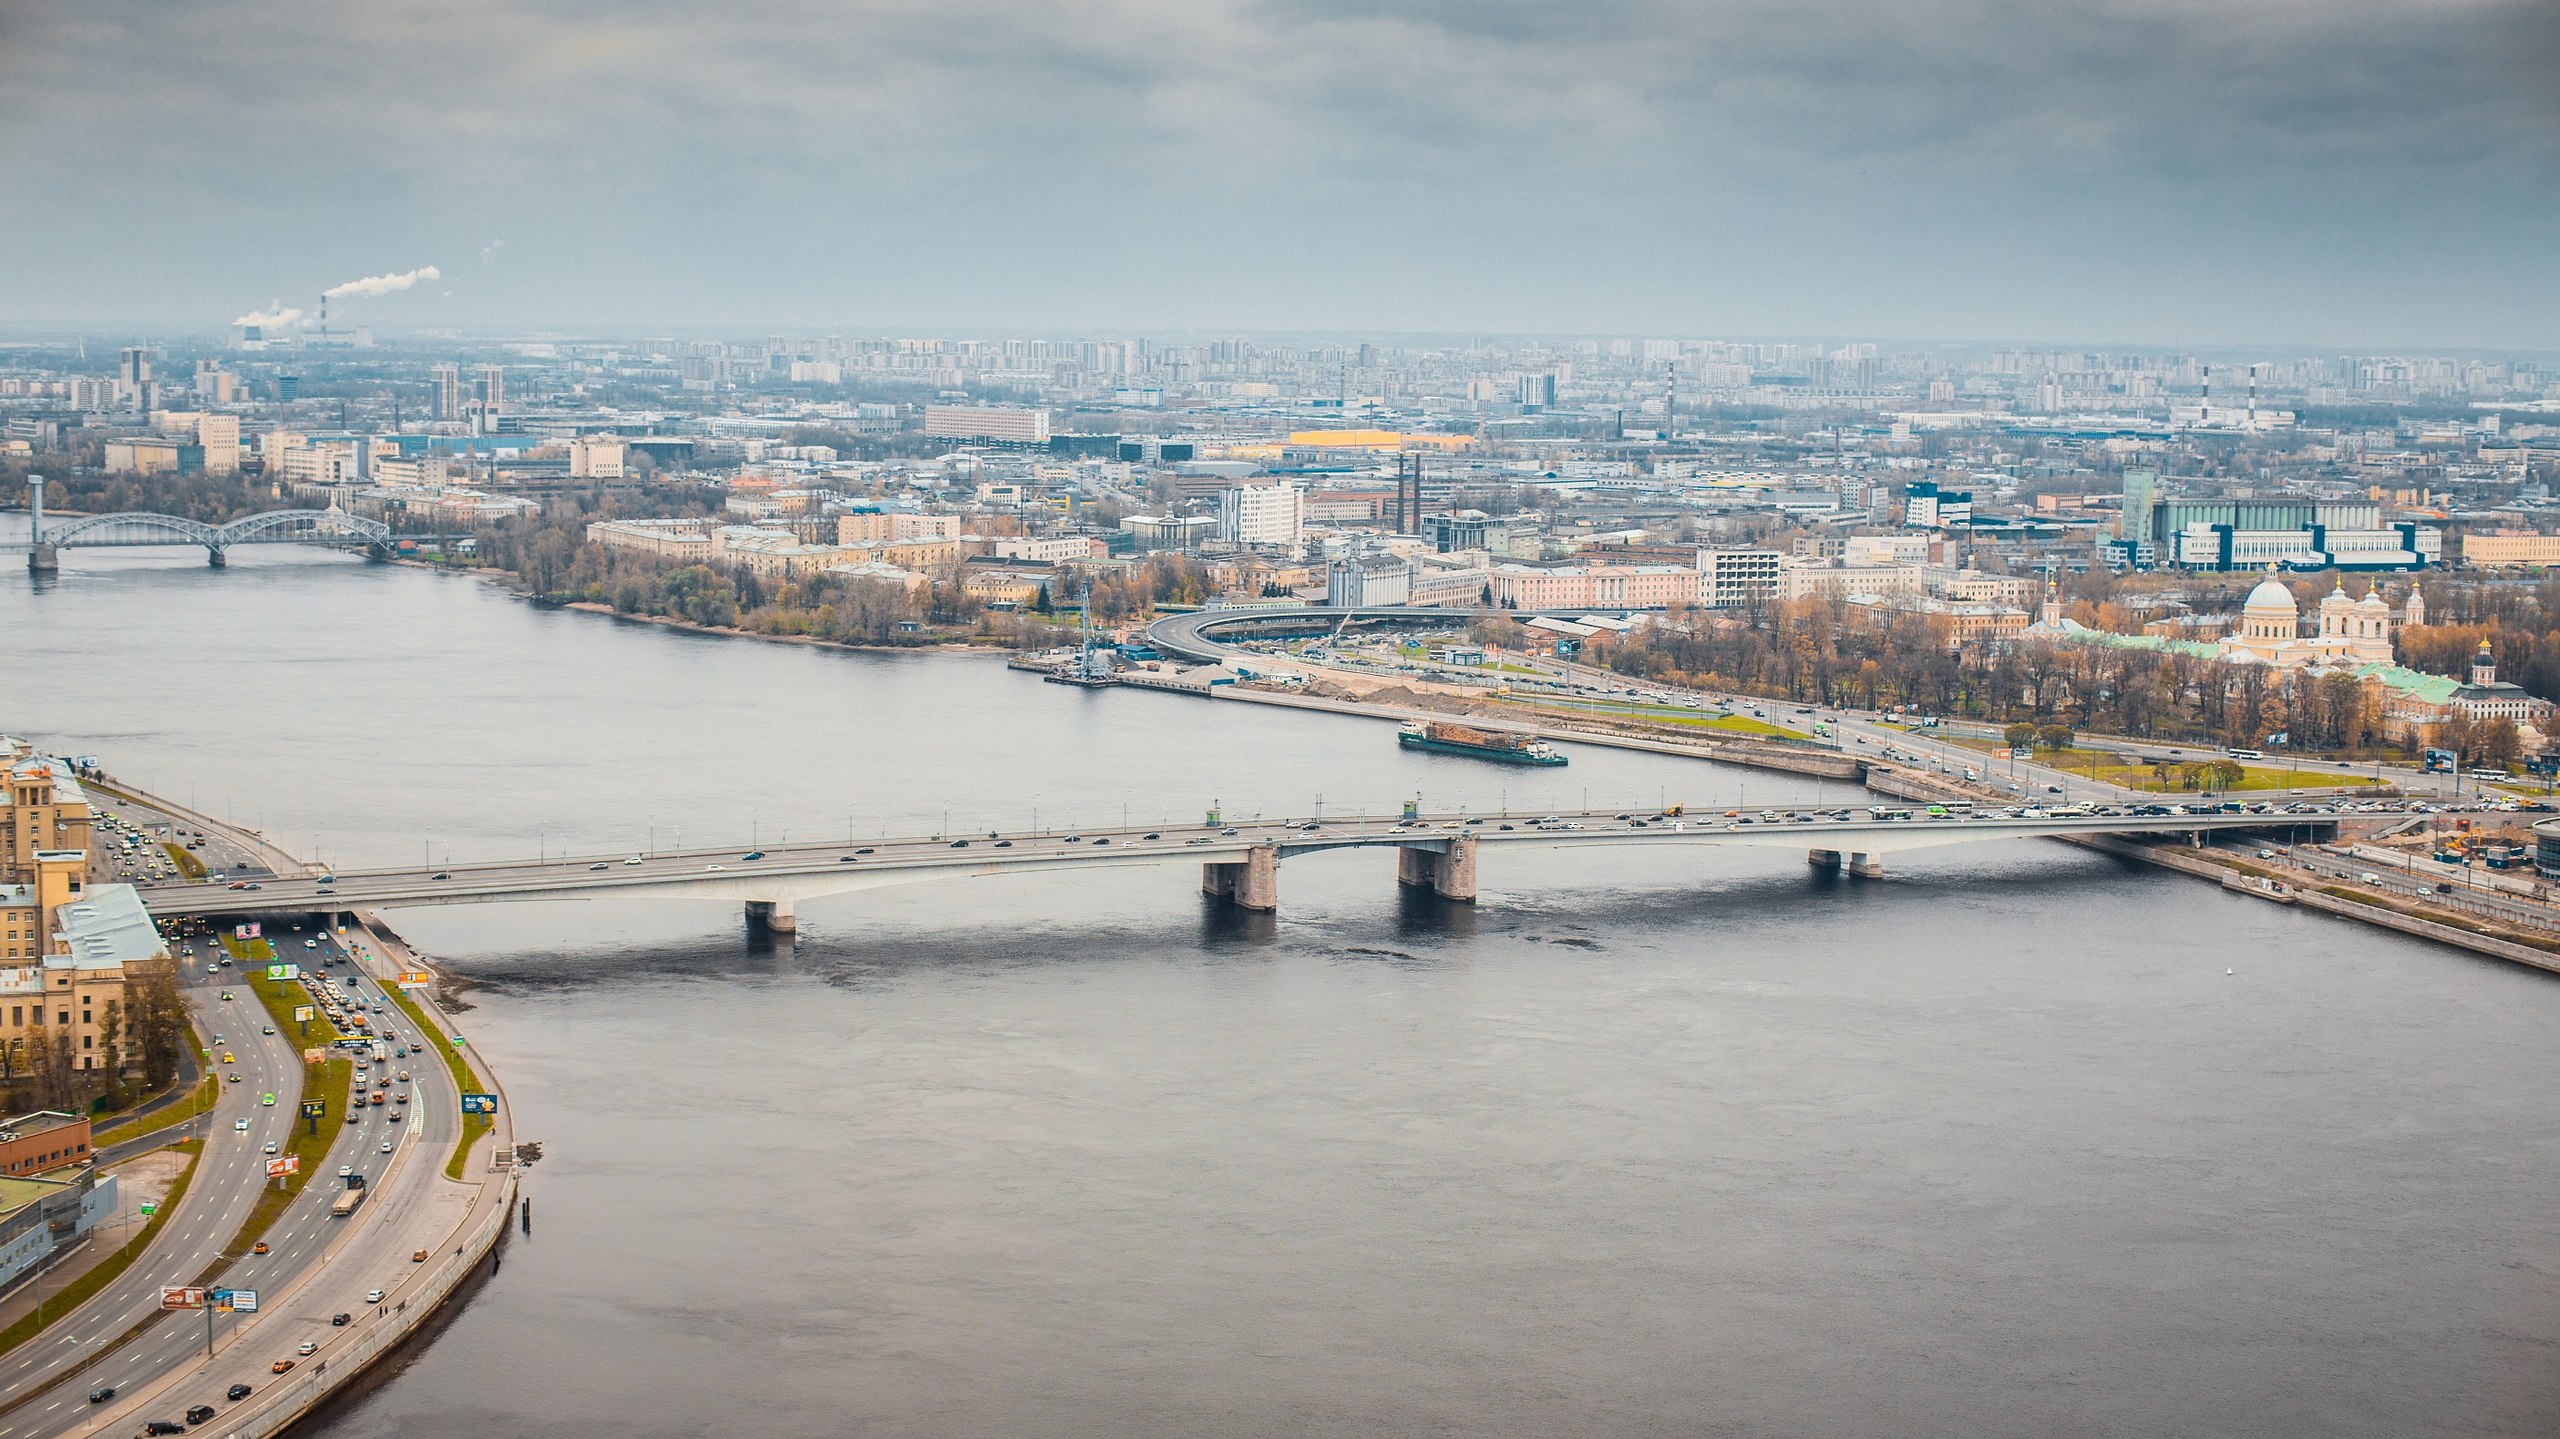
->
<box><xmin>0</xmin><ymin>0</ymin><xmax>2551</xmax><ymax>342</ymax></box>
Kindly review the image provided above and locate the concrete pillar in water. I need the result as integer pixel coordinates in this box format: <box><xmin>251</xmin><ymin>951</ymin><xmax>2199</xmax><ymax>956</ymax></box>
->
<box><xmin>1848</xmin><ymin>852</ymin><xmax>1884</xmax><ymax>878</ymax></box>
<box><xmin>1234</xmin><ymin>844</ymin><xmax>1280</xmax><ymax>911</ymax></box>
<box><xmin>1204</xmin><ymin>845</ymin><xmax>1281</xmax><ymax>911</ymax></box>
<box><xmin>1397</xmin><ymin>838</ymin><xmax>1477</xmax><ymax>902</ymax></box>
<box><xmin>1807</xmin><ymin>848</ymin><xmax>1843</xmax><ymax>872</ymax></box>
<box><xmin>744</xmin><ymin>899</ymin><xmax>797</xmax><ymax>933</ymax></box>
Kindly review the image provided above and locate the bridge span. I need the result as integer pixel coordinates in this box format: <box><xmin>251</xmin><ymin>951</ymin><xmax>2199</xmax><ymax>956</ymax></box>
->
<box><xmin>15</xmin><ymin>476</ymin><xmax>392</xmax><ymax>570</ymax></box>
<box><xmin>146</xmin><ymin>805</ymin><xmax>2359</xmax><ymax>931</ymax></box>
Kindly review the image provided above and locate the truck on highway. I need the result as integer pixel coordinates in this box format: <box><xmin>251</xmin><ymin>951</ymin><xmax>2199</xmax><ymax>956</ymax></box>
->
<box><xmin>330</xmin><ymin>1186</ymin><xmax>366</xmax><ymax>1218</ymax></box>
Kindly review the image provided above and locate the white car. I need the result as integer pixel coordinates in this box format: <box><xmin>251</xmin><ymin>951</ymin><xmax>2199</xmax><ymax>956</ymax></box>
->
<box><xmin>380</xmin><ymin>1140</ymin><xmax>393</xmax><ymax>1153</ymax></box>
<box><xmin>365</xmin><ymin>1289</ymin><xmax>386</xmax><ymax>1304</ymax></box>
<box><xmin>235</xmin><ymin>1118</ymin><xmax>251</xmax><ymax>1132</ymax></box>
<box><xmin>263</xmin><ymin>1141</ymin><xmax>279</xmax><ymax>1155</ymax></box>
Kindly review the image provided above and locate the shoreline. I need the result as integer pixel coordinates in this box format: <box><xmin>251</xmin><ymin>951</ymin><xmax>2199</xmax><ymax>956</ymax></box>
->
<box><xmin>1091</xmin><ymin>665</ymin><xmax>2560</xmax><ymax>978</ymax></box>
<box><xmin>46</xmin><ymin>774</ymin><xmax>517</xmax><ymax>1439</ymax></box>
<box><xmin>391</xmin><ymin>556</ymin><xmax>1017</xmax><ymax>657</ymax></box>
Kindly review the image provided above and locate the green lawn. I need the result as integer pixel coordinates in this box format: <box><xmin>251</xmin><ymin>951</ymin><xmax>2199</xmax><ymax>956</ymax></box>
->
<box><xmin>214</xmin><ymin>1055</ymin><xmax>350</xmax><ymax>1266</ymax></box>
<box><xmin>92</xmin><ymin>1074</ymin><xmax>218</xmax><ymax>1148</ymax></box>
<box><xmin>1496</xmin><ymin>696</ymin><xmax>1797</xmax><ymax>739</ymax></box>
<box><xmin>162</xmin><ymin>843</ymin><xmax>207</xmax><ymax>881</ymax></box>
<box><xmin>1943</xmin><ymin>740</ymin><xmax>2385</xmax><ymax>794</ymax></box>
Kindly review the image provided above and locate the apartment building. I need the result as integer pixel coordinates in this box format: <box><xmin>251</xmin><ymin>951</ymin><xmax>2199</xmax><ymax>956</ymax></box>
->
<box><xmin>1487</xmin><ymin>564</ymin><xmax>1698</xmax><ymax>610</ymax></box>
<box><xmin>585</xmin><ymin>519</ymin><xmax>715</xmax><ymax>563</ymax></box>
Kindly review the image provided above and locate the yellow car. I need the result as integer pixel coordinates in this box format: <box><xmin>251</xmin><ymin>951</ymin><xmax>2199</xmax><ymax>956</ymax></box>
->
<box><xmin>222</xmin><ymin>1053</ymin><xmax>235</xmax><ymax>1064</ymax></box>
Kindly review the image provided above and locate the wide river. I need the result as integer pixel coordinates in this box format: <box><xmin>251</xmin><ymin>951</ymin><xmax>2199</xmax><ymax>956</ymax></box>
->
<box><xmin>6</xmin><ymin>530</ymin><xmax>2558</xmax><ymax>1436</ymax></box>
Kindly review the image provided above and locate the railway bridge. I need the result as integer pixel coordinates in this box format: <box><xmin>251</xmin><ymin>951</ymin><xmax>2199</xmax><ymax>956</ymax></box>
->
<box><xmin>15</xmin><ymin>476</ymin><xmax>392</xmax><ymax>570</ymax></box>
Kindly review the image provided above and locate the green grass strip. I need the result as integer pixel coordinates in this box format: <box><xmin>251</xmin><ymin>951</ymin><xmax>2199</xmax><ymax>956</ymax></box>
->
<box><xmin>0</xmin><ymin>1140</ymin><xmax>202</xmax><ymax>1364</ymax></box>
<box><xmin>93</xmin><ymin>1074</ymin><xmax>219</xmax><ymax>1148</ymax></box>
<box><xmin>374</xmin><ymin>978</ymin><xmax>493</xmax><ymax>1180</ymax></box>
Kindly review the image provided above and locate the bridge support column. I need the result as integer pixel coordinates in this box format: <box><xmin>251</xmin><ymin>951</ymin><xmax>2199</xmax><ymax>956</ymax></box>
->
<box><xmin>1807</xmin><ymin>848</ymin><xmax>1842</xmax><ymax>872</ymax></box>
<box><xmin>26</xmin><ymin>543</ymin><xmax>57</xmax><ymax>574</ymax></box>
<box><xmin>1202</xmin><ymin>845</ymin><xmax>1280</xmax><ymax>912</ymax></box>
<box><xmin>1848</xmin><ymin>851</ymin><xmax>1883</xmax><ymax>879</ymax></box>
<box><xmin>1395</xmin><ymin>838</ymin><xmax>1477</xmax><ymax>902</ymax></box>
<box><xmin>744</xmin><ymin>899</ymin><xmax>797</xmax><ymax>934</ymax></box>
<box><xmin>206</xmin><ymin>546</ymin><xmax>226</xmax><ymax>568</ymax></box>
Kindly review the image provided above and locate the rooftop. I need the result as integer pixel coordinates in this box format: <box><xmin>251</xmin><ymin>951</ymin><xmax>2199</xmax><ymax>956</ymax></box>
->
<box><xmin>50</xmin><ymin>884</ymin><xmax>167</xmax><ymax>970</ymax></box>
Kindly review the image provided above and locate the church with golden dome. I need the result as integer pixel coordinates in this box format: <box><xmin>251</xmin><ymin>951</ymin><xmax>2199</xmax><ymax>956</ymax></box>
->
<box><xmin>2215</xmin><ymin>575</ymin><xmax>2422</xmax><ymax>669</ymax></box>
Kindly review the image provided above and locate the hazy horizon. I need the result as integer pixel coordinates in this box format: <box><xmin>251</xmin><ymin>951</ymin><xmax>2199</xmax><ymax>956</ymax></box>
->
<box><xmin>4</xmin><ymin>1</ymin><xmax>2555</xmax><ymax>349</ymax></box>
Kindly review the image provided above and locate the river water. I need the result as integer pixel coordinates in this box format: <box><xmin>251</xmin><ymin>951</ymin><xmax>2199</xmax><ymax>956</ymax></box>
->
<box><xmin>6</xmin><ymin>530</ymin><xmax>2557</xmax><ymax>1437</ymax></box>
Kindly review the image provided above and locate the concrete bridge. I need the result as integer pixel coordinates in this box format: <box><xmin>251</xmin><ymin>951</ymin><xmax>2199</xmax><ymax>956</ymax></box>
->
<box><xmin>15</xmin><ymin>476</ymin><xmax>392</xmax><ymax>570</ymax></box>
<box><xmin>144</xmin><ymin>804</ymin><xmax>2359</xmax><ymax>931</ymax></box>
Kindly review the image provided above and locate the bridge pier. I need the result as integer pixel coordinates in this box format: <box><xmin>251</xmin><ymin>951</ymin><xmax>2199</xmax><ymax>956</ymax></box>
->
<box><xmin>26</xmin><ymin>543</ymin><xmax>57</xmax><ymax>574</ymax></box>
<box><xmin>1807</xmin><ymin>848</ymin><xmax>1842</xmax><ymax>873</ymax></box>
<box><xmin>744</xmin><ymin>899</ymin><xmax>797</xmax><ymax>933</ymax></box>
<box><xmin>1848</xmin><ymin>851</ymin><xmax>1883</xmax><ymax>879</ymax></box>
<box><xmin>1395</xmin><ymin>837</ymin><xmax>1478</xmax><ymax>902</ymax></box>
<box><xmin>1202</xmin><ymin>844</ymin><xmax>1280</xmax><ymax>912</ymax></box>
<box><xmin>206</xmin><ymin>546</ymin><xmax>226</xmax><ymax>568</ymax></box>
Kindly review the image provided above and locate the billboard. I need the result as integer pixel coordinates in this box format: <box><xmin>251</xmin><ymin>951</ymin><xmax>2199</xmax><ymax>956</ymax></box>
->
<box><xmin>213</xmin><ymin>1288</ymin><xmax>259</xmax><ymax>1313</ymax></box>
<box><xmin>396</xmin><ymin>971</ymin><xmax>434</xmax><ymax>989</ymax></box>
<box><xmin>299</xmin><ymin>1100</ymin><xmax>325</xmax><ymax>1117</ymax></box>
<box><xmin>265</xmin><ymin>1155</ymin><xmax>299</xmax><ymax>1179</ymax></box>
<box><xmin>235</xmin><ymin>923</ymin><xmax>261</xmax><ymax>940</ymax></box>
<box><xmin>161</xmin><ymin>1286</ymin><xmax>207</xmax><ymax>1310</ymax></box>
<box><xmin>266</xmin><ymin>963</ymin><xmax>301</xmax><ymax>981</ymax></box>
<box><xmin>293</xmin><ymin>1006</ymin><xmax>314</xmax><ymax>1022</ymax></box>
<box><xmin>459</xmin><ymin>1093</ymin><xmax>498</xmax><ymax>1114</ymax></box>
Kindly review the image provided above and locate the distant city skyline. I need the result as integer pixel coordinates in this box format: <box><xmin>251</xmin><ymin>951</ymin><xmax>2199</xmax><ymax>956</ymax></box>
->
<box><xmin>3</xmin><ymin>1</ymin><xmax>2554</xmax><ymax>347</ymax></box>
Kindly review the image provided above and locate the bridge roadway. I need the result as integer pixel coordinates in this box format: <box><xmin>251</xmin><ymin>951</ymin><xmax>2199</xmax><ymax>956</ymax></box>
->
<box><xmin>141</xmin><ymin>805</ymin><xmax>2364</xmax><ymax>924</ymax></box>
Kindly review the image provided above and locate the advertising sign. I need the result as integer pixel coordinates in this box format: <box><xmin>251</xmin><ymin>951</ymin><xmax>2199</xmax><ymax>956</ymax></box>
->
<box><xmin>160</xmin><ymin>1286</ymin><xmax>207</xmax><ymax>1310</ymax></box>
<box><xmin>302</xmin><ymin>1048</ymin><xmax>326</xmax><ymax>1064</ymax></box>
<box><xmin>266</xmin><ymin>963</ymin><xmax>300</xmax><ymax>981</ymax></box>
<box><xmin>299</xmin><ymin>1100</ymin><xmax>325</xmax><ymax>1117</ymax></box>
<box><xmin>459</xmin><ymin>1093</ymin><xmax>498</xmax><ymax>1114</ymax></box>
<box><xmin>139</xmin><ymin>1201</ymin><xmax>157</xmax><ymax>1217</ymax></box>
<box><xmin>265</xmin><ymin>1155</ymin><xmax>299</xmax><ymax>1179</ymax></box>
<box><xmin>235</xmin><ymin>923</ymin><xmax>261</xmax><ymax>940</ymax></box>
<box><xmin>294</xmin><ymin>1005</ymin><xmax>315</xmax><ymax>1022</ymax></box>
<box><xmin>396</xmin><ymin>971</ymin><xmax>434</xmax><ymax>989</ymax></box>
<box><xmin>217</xmin><ymin>1289</ymin><xmax>258</xmax><ymax>1313</ymax></box>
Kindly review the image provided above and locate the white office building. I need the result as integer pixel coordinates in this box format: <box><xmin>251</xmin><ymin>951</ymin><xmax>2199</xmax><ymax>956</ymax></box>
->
<box><xmin>1217</xmin><ymin>484</ymin><xmax>1306</xmax><ymax>552</ymax></box>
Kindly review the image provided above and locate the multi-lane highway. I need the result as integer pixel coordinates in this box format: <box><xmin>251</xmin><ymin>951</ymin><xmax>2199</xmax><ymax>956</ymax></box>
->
<box><xmin>0</xmin><ymin>916</ymin><xmax>478</xmax><ymax>1439</ymax></box>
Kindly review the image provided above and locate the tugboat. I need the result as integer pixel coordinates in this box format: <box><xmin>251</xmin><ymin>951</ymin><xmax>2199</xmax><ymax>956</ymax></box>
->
<box><xmin>1397</xmin><ymin>720</ymin><xmax>1566</xmax><ymax>766</ymax></box>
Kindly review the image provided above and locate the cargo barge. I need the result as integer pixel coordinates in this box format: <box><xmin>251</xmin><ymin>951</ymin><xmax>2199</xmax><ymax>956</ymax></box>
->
<box><xmin>1397</xmin><ymin>720</ymin><xmax>1567</xmax><ymax>766</ymax></box>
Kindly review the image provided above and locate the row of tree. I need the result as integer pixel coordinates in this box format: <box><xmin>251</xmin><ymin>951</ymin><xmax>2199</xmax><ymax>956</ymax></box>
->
<box><xmin>1554</xmin><ymin>598</ymin><xmax>2536</xmax><ymax>760</ymax></box>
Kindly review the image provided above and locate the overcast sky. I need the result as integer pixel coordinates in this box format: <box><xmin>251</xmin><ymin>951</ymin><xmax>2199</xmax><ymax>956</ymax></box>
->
<box><xmin>3</xmin><ymin>0</ymin><xmax>2554</xmax><ymax>347</ymax></box>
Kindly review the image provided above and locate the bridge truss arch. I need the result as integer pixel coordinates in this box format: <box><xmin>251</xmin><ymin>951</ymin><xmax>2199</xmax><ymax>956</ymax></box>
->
<box><xmin>211</xmin><ymin>509</ymin><xmax>393</xmax><ymax>548</ymax></box>
<box><xmin>42</xmin><ymin>512</ymin><xmax>221</xmax><ymax>549</ymax></box>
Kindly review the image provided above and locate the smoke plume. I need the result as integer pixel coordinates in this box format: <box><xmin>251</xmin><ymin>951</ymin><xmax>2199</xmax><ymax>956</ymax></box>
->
<box><xmin>322</xmin><ymin>265</ymin><xmax>440</xmax><ymax>300</ymax></box>
<box><xmin>232</xmin><ymin>302</ymin><xmax>304</xmax><ymax>328</ymax></box>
